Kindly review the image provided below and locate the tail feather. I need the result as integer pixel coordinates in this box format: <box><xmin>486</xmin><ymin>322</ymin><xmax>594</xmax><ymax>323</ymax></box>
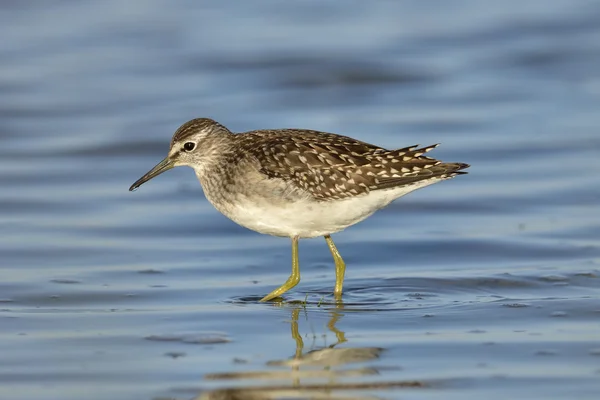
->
<box><xmin>371</xmin><ymin>143</ymin><xmax>470</xmax><ymax>191</ymax></box>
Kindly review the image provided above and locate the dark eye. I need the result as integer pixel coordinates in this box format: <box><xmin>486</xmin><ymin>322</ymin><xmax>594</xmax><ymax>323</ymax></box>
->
<box><xmin>183</xmin><ymin>142</ymin><xmax>195</xmax><ymax>152</ymax></box>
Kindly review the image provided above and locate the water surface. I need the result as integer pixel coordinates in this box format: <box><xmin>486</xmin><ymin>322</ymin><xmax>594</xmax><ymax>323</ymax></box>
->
<box><xmin>1</xmin><ymin>1</ymin><xmax>599</xmax><ymax>399</ymax></box>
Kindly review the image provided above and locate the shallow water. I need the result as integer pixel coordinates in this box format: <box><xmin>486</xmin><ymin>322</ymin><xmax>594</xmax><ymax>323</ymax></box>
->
<box><xmin>1</xmin><ymin>1</ymin><xmax>600</xmax><ymax>399</ymax></box>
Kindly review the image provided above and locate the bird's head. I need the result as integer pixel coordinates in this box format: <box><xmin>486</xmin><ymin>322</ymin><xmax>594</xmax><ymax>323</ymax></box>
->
<box><xmin>129</xmin><ymin>118</ymin><xmax>232</xmax><ymax>191</ymax></box>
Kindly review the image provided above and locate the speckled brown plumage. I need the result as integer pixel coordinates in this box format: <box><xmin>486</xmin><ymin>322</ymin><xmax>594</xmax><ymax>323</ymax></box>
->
<box><xmin>168</xmin><ymin>118</ymin><xmax>469</xmax><ymax>202</ymax></box>
<box><xmin>233</xmin><ymin>128</ymin><xmax>469</xmax><ymax>201</ymax></box>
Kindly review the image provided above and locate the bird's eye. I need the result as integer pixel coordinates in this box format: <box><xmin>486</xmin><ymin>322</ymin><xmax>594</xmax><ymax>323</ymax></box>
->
<box><xmin>183</xmin><ymin>142</ymin><xmax>195</xmax><ymax>152</ymax></box>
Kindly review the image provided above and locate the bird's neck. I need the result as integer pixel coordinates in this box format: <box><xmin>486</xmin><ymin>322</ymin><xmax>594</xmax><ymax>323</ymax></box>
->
<box><xmin>192</xmin><ymin>132</ymin><xmax>237</xmax><ymax>184</ymax></box>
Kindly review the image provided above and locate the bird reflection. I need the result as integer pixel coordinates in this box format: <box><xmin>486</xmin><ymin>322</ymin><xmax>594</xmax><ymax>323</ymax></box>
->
<box><xmin>197</xmin><ymin>301</ymin><xmax>423</xmax><ymax>400</ymax></box>
<box><xmin>267</xmin><ymin>308</ymin><xmax>381</xmax><ymax>370</ymax></box>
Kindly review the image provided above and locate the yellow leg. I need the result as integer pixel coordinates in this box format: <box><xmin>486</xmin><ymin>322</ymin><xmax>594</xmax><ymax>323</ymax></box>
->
<box><xmin>260</xmin><ymin>236</ymin><xmax>300</xmax><ymax>302</ymax></box>
<box><xmin>324</xmin><ymin>235</ymin><xmax>346</xmax><ymax>298</ymax></box>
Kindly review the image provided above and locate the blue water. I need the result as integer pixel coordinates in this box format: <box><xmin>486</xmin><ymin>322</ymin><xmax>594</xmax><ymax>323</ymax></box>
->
<box><xmin>1</xmin><ymin>1</ymin><xmax>600</xmax><ymax>399</ymax></box>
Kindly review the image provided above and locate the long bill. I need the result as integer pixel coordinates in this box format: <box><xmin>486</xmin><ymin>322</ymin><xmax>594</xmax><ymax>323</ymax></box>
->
<box><xmin>129</xmin><ymin>157</ymin><xmax>174</xmax><ymax>191</ymax></box>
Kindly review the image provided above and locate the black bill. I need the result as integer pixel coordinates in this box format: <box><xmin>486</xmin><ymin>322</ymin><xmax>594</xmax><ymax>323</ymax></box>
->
<box><xmin>129</xmin><ymin>157</ymin><xmax>174</xmax><ymax>191</ymax></box>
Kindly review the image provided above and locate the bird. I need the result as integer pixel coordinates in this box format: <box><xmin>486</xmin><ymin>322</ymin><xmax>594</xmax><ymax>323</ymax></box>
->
<box><xmin>129</xmin><ymin>118</ymin><xmax>469</xmax><ymax>302</ymax></box>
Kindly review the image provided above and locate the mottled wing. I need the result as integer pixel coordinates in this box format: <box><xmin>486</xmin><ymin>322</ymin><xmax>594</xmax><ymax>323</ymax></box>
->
<box><xmin>245</xmin><ymin>130</ymin><xmax>381</xmax><ymax>200</ymax></box>
<box><xmin>244</xmin><ymin>129</ymin><xmax>468</xmax><ymax>201</ymax></box>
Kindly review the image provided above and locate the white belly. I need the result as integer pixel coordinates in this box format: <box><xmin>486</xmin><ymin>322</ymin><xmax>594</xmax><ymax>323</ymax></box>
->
<box><xmin>211</xmin><ymin>178</ymin><xmax>441</xmax><ymax>238</ymax></box>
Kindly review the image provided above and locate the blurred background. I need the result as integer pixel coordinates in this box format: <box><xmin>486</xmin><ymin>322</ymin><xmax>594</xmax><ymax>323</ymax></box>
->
<box><xmin>1</xmin><ymin>1</ymin><xmax>599</xmax><ymax>399</ymax></box>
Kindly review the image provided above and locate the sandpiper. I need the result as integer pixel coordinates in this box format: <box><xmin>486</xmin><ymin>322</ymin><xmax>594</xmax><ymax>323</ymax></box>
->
<box><xmin>129</xmin><ymin>118</ymin><xmax>469</xmax><ymax>302</ymax></box>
